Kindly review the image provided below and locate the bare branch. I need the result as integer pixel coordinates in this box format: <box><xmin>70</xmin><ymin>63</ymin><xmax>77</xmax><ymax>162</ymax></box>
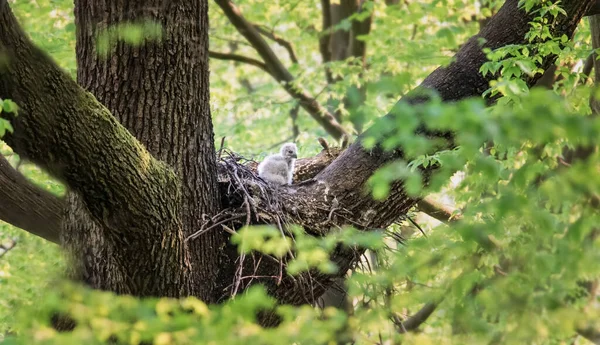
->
<box><xmin>417</xmin><ymin>197</ymin><xmax>461</xmax><ymax>224</ymax></box>
<box><xmin>394</xmin><ymin>302</ymin><xmax>439</xmax><ymax>333</ymax></box>
<box><xmin>209</xmin><ymin>50</ymin><xmax>271</xmax><ymax>74</ymax></box>
<box><xmin>213</xmin><ymin>0</ymin><xmax>349</xmax><ymax>139</ymax></box>
<box><xmin>253</xmin><ymin>25</ymin><xmax>299</xmax><ymax>64</ymax></box>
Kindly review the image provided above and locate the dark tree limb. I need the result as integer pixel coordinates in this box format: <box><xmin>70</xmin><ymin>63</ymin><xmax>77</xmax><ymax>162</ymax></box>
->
<box><xmin>586</xmin><ymin>0</ymin><xmax>600</xmax><ymax>16</ymax></box>
<box><xmin>395</xmin><ymin>302</ymin><xmax>439</xmax><ymax>333</ymax></box>
<box><xmin>0</xmin><ymin>154</ymin><xmax>62</xmax><ymax>243</ymax></box>
<box><xmin>0</xmin><ymin>0</ymin><xmax>192</xmax><ymax>297</ymax></box>
<box><xmin>213</xmin><ymin>0</ymin><xmax>349</xmax><ymax>139</ymax></box>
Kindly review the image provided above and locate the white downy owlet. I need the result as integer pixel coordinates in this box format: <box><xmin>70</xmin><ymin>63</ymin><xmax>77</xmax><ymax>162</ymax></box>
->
<box><xmin>257</xmin><ymin>143</ymin><xmax>298</xmax><ymax>186</ymax></box>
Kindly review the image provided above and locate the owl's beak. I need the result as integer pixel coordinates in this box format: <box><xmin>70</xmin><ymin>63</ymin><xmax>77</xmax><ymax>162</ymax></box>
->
<box><xmin>292</xmin><ymin>153</ymin><xmax>298</xmax><ymax>158</ymax></box>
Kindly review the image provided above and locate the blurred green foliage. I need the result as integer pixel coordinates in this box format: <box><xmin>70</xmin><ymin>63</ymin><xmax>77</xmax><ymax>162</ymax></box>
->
<box><xmin>1</xmin><ymin>0</ymin><xmax>599</xmax><ymax>344</ymax></box>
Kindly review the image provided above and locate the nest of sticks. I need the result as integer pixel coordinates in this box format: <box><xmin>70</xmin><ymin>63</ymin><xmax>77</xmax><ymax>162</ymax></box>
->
<box><xmin>184</xmin><ymin>138</ymin><xmax>359</xmax><ymax>299</ymax></box>
<box><xmin>186</xmin><ymin>149</ymin><xmax>291</xmax><ymax>243</ymax></box>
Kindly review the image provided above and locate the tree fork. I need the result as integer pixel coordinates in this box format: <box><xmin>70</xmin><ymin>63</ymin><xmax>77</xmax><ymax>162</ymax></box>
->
<box><xmin>0</xmin><ymin>0</ymin><xmax>193</xmax><ymax>297</ymax></box>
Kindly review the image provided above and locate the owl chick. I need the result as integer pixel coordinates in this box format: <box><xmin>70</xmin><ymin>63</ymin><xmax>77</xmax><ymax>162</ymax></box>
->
<box><xmin>257</xmin><ymin>143</ymin><xmax>298</xmax><ymax>186</ymax></box>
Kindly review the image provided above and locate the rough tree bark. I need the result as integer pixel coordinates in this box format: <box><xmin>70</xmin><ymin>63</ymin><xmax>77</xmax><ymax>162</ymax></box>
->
<box><xmin>0</xmin><ymin>154</ymin><xmax>61</xmax><ymax>243</ymax></box>
<box><xmin>0</xmin><ymin>0</ymin><xmax>220</xmax><ymax>299</ymax></box>
<box><xmin>67</xmin><ymin>0</ymin><xmax>224</xmax><ymax>301</ymax></box>
<box><xmin>0</xmin><ymin>0</ymin><xmax>596</xmax><ymax>324</ymax></box>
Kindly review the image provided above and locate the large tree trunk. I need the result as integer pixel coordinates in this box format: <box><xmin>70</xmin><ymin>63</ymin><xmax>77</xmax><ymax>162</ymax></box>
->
<box><xmin>65</xmin><ymin>0</ymin><xmax>223</xmax><ymax>300</ymax></box>
<box><xmin>0</xmin><ymin>0</ymin><xmax>221</xmax><ymax>299</ymax></box>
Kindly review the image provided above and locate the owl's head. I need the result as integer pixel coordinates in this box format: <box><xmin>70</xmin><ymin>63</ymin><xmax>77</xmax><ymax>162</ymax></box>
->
<box><xmin>280</xmin><ymin>142</ymin><xmax>298</xmax><ymax>160</ymax></box>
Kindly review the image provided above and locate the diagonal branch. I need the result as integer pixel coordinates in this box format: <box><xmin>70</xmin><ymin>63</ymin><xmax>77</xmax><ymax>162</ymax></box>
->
<box><xmin>394</xmin><ymin>302</ymin><xmax>439</xmax><ymax>333</ymax></box>
<box><xmin>213</xmin><ymin>0</ymin><xmax>349</xmax><ymax>139</ymax></box>
<box><xmin>587</xmin><ymin>0</ymin><xmax>600</xmax><ymax>16</ymax></box>
<box><xmin>0</xmin><ymin>154</ymin><xmax>62</xmax><ymax>243</ymax></box>
<box><xmin>417</xmin><ymin>197</ymin><xmax>462</xmax><ymax>224</ymax></box>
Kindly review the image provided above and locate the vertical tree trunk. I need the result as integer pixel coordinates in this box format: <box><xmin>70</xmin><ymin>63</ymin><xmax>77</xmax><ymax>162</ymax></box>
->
<box><xmin>62</xmin><ymin>0</ymin><xmax>223</xmax><ymax>300</ymax></box>
<box><xmin>321</xmin><ymin>0</ymin><xmax>372</xmax><ymax>131</ymax></box>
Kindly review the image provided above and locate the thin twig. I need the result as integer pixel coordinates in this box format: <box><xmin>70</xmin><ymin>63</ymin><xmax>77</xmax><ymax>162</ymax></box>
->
<box><xmin>186</xmin><ymin>214</ymin><xmax>245</xmax><ymax>241</ymax></box>
<box><xmin>253</xmin><ymin>24</ymin><xmax>299</xmax><ymax>64</ymax></box>
<box><xmin>209</xmin><ymin>50</ymin><xmax>271</xmax><ymax>75</ymax></box>
<box><xmin>217</xmin><ymin>136</ymin><xmax>226</xmax><ymax>160</ymax></box>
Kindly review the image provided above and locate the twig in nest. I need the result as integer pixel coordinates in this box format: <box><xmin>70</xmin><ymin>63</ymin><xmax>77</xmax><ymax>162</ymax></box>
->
<box><xmin>217</xmin><ymin>136</ymin><xmax>226</xmax><ymax>160</ymax></box>
<box><xmin>318</xmin><ymin>137</ymin><xmax>330</xmax><ymax>154</ymax></box>
<box><xmin>186</xmin><ymin>214</ymin><xmax>246</xmax><ymax>241</ymax></box>
<box><xmin>341</xmin><ymin>134</ymin><xmax>350</xmax><ymax>149</ymax></box>
<box><xmin>407</xmin><ymin>217</ymin><xmax>427</xmax><ymax>237</ymax></box>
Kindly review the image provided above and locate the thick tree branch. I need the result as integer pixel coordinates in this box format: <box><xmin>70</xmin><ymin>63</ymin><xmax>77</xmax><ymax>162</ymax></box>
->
<box><xmin>0</xmin><ymin>154</ymin><xmax>62</xmax><ymax>243</ymax></box>
<box><xmin>0</xmin><ymin>4</ymin><xmax>178</xmax><ymax>235</ymax></box>
<box><xmin>254</xmin><ymin>0</ymin><xmax>596</xmax><ymax>309</ymax></box>
<box><xmin>213</xmin><ymin>0</ymin><xmax>349</xmax><ymax>139</ymax></box>
<box><xmin>0</xmin><ymin>0</ymin><xmax>190</xmax><ymax>296</ymax></box>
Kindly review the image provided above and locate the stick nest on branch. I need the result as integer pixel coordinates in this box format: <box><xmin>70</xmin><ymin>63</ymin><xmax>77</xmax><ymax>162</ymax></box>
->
<box><xmin>186</xmin><ymin>149</ymin><xmax>294</xmax><ymax>244</ymax></box>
